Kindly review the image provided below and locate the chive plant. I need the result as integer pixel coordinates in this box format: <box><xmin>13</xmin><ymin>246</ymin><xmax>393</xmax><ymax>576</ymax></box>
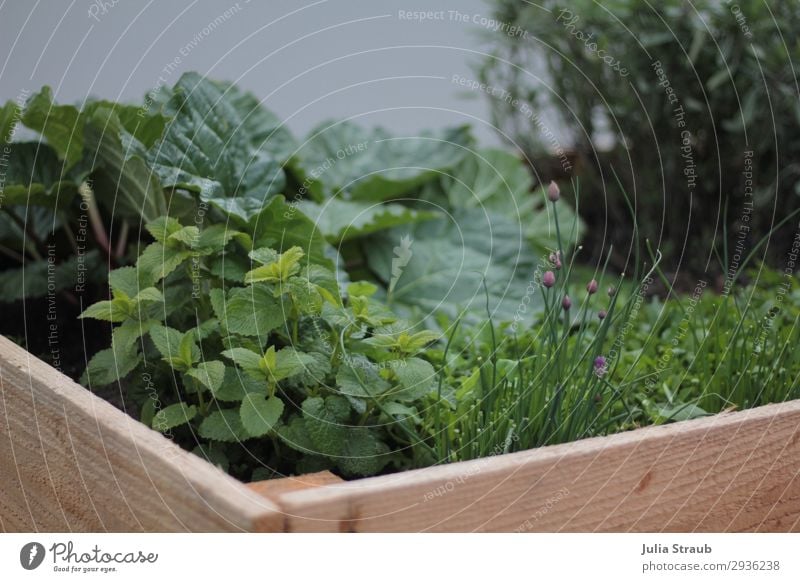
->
<box><xmin>423</xmin><ymin>180</ymin><xmax>647</xmax><ymax>463</ymax></box>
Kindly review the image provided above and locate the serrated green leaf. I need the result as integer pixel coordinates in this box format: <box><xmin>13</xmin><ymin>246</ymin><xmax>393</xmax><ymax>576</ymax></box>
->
<box><xmin>222</xmin><ymin>285</ymin><xmax>287</xmax><ymax>337</ymax></box>
<box><xmin>348</xmin><ymin>281</ymin><xmax>378</xmax><ymax>297</ymax></box>
<box><xmin>196</xmin><ymin>224</ymin><xmax>238</xmax><ymax>251</ymax></box>
<box><xmin>136</xmin><ymin>241</ymin><xmax>192</xmax><ymax>284</ymax></box>
<box><xmin>215</xmin><ymin>366</ymin><xmax>266</xmax><ymax>402</ymax></box>
<box><xmin>277</xmin><ymin>416</ymin><xmax>317</xmax><ymax>454</ymax></box>
<box><xmin>108</xmin><ymin>267</ymin><xmax>141</xmax><ymax>298</ymax></box>
<box><xmin>222</xmin><ymin>347</ymin><xmax>263</xmax><ymax>378</ymax></box>
<box><xmin>336</xmin><ymin>357</ymin><xmax>390</xmax><ymax>398</ymax></box>
<box><xmin>187</xmin><ymin>360</ymin><xmax>225</xmax><ymax>393</ymax></box>
<box><xmin>248</xmin><ymin>195</ymin><xmax>332</xmax><ymax>269</ymax></box>
<box><xmin>132</xmin><ymin>287</ymin><xmax>164</xmax><ymax>305</ymax></box>
<box><xmin>390</xmin><ymin>357</ymin><xmax>437</xmax><ymax>402</ymax></box>
<box><xmin>338</xmin><ymin>427</ymin><xmax>391</xmax><ymax>476</ymax></box>
<box><xmin>301</xmin><ymin>395</ymin><xmax>350</xmax><ymax>456</ymax></box>
<box><xmin>152</xmin><ymin>402</ymin><xmax>197</xmax><ymax>432</ymax></box>
<box><xmin>198</xmin><ymin>408</ymin><xmax>248</xmax><ymax>442</ymax></box>
<box><xmin>79</xmin><ymin>299</ymin><xmax>130</xmax><ymax>322</ymax></box>
<box><xmin>273</xmin><ymin>347</ymin><xmax>315</xmax><ymax>381</ymax></box>
<box><xmin>240</xmin><ymin>394</ymin><xmax>284</xmax><ymax>437</ymax></box>
<box><xmin>81</xmin><ymin>341</ymin><xmax>141</xmax><ymax>387</ymax></box>
<box><xmin>168</xmin><ymin>225</ymin><xmax>201</xmax><ymax>247</ymax></box>
<box><xmin>146</xmin><ymin>216</ymin><xmax>183</xmax><ymax>244</ymax></box>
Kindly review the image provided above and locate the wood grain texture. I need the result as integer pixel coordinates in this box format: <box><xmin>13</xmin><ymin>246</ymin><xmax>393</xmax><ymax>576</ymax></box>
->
<box><xmin>0</xmin><ymin>335</ymin><xmax>282</xmax><ymax>532</ymax></box>
<box><xmin>273</xmin><ymin>401</ymin><xmax>800</xmax><ymax>532</ymax></box>
<box><xmin>248</xmin><ymin>471</ymin><xmax>343</xmax><ymax>502</ymax></box>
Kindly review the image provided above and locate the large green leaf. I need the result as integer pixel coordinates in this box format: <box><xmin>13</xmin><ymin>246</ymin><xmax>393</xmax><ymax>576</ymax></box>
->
<box><xmin>224</xmin><ymin>85</ymin><xmax>297</xmax><ymax>163</ymax></box>
<box><xmin>1</xmin><ymin>99</ymin><xmax>22</xmax><ymax>143</ymax></box>
<box><xmin>297</xmin><ymin>198</ymin><xmax>436</xmax><ymax>244</ymax></box>
<box><xmin>0</xmin><ymin>250</ymin><xmax>103</xmax><ymax>303</ymax></box>
<box><xmin>289</xmin><ymin>121</ymin><xmax>473</xmax><ymax>202</ymax></box>
<box><xmin>442</xmin><ymin>148</ymin><xmax>532</xmax><ymax>213</ymax></box>
<box><xmin>148</xmin><ymin>73</ymin><xmax>286</xmax><ymax>221</ymax></box>
<box><xmin>21</xmin><ymin>87</ymin><xmax>84</xmax><ymax>169</ymax></box>
<box><xmin>365</xmin><ymin>209</ymin><xmax>540</xmax><ymax>324</ymax></box>
<box><xmin>0</xmin><ymin>143</ymin><xmax>78</xmax><ymax>206</ymax></box>
<box><xmin>83</xmin><ymin>105</ymin><xmax>167</xmax><ymax>222</ymax></box>
<box><xmin>248</xmin><ymin>195</ymin><xmax>332</xmax><ymax>269</ymax></box>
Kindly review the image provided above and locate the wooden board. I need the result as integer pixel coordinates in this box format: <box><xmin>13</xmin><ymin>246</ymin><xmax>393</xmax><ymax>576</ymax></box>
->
<box><xmin>4</xmin><ymin>330</ymin><xmax>800</xmax><ymax>533</ymax></box>
<box><xmin>269</xmin><ymin>401</ymin><xmax>800</xmax><ymax>532</ymax></box>
<box><xmin>0</xmin><ymin>335</ymin><xmax>282</xmax><ymax>532</ymax></box>
<box><xmin>248</xmin><ymin>471</ymin><xmax>343</xmax><ymax>500</ymax></box>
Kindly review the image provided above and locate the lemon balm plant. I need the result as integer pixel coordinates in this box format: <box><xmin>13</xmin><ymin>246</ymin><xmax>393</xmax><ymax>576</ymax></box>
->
<box><xmin>79</xmin><ymin>213</ymin><xmax>444</xmax><ymax>480</ymax></box>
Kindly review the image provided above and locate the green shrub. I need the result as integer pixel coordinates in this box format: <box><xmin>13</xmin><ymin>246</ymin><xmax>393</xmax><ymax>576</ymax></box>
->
<box><xmin>476</xmin><ymin>0</ymin><xmax>800</xmax><ymax>273</ymax></box>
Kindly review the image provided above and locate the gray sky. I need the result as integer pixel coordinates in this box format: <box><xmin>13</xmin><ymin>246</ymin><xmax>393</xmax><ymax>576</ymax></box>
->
<box><xmin>0</xmin><ymin>0</ymin><xmax>507</xmax><ymax>145</ymax></box>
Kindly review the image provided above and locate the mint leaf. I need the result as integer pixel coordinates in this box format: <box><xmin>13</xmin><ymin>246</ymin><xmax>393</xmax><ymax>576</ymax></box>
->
<box><xmin>277</xmin><ymin>416</ymin><xmax>317</xmax><ymax>454</ymax></box>
<box><xmin>215</xmin><ymin>366</ymin><xmax>265</xmax><ymax>402</ymax></box>
<box><xmin>221</xmin><ymin>347</ymin><xmax>263</xmax><ymax>378</ymax></box>
<box><xmin>136</xmin><ymin>242</ymin><xmax>192</xmax><ymax>284</ymax></box>
<box><xmin>149</xmin><ymin>325</ymin><xmax>184</xmax><ymax>360</ymax></box>
<box><xmin>146</xmin><ymin>216</ymin><xmax>183</xmax><ymax>243</ymax></box>
<box><xmin>222</xmin><ymin>286</ymin><xmax>287</xmax><ymax>337</ymax></box>
<box><xmin>108</xmin><ymin>267</ymin><xmax>141</xmax><ymax>298</ymax></box>
<box><xmin>81</xmin><ymin>341</ymin><xmax>141</xmax><ymax>387</ymax></box>
<box><xmin>336</xmin><ymin>357</ymin><xmax>390</xmax><ymax>398</ymax></box>
<box><xmin>240</xmin><ymin>394</ymin><xmax>284</xmax><ymax>437</ymax></box>
<box><xmin>302</xmin><ymin>396</ymin><xmax>350</xmax><ymax>456</ymax></box>
<box><xmin>152</xmin><ymin>402</ymin><xmax>197</xmax><ymax>432</ymax></box>
<box><xmin>79</xmin><ymin>299</ymin><xmax>130</xmax><ymax>322</ymax></box>
<box><xmin>186</xmin><ymin>361</ymin><xmax>225</xmax><ymax>393</ymax></box>
<box><xmin>198</xmin><ymin>408</ymin><xmax>248</xmax><ymax>442</ymax></box>
<box><xmin>338</xmin><ymin>427</ymin><xmax>391</xmax><ymax>476</ymax></box>
<box><xmin>390</xmin><ymin>357</ymin><xmax>437</xmax><ymax>402</ymax></box>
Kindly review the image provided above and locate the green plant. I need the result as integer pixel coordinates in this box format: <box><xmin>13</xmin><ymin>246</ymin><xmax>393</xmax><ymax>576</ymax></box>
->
<box><xmin>79</xmin><ymin>211</ymin><xmax>452</xmax><ymax>479</ymax></box>
<box><xmin>8</xmin><ymin>71</ymin><xmax>799</xmax><ymax>483</ymax></box>
<box><xmin>476</xmin><ymin>0</ymin><xmax>800</xmax><ymax>274</ymax></box>
<box><xmin>0</xmin><ymin>88</ymin><xmax>169</xmax><ymax>297</ymax></box>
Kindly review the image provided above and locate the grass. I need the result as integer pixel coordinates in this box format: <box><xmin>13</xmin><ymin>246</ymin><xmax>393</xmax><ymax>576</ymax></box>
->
<box><xmin>409</xmin><ymin>181</ymin><xmax>800</xmax><ymax>467</ymax></box>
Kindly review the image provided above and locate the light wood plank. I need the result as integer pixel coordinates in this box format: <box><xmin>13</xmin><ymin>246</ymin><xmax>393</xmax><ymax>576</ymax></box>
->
<box><xmin>0</xmin><ymin>335</ymin><xmax>282</xmax><ymax>532</ymax></box>
<box><xmin>248</xmin><ymin>470</ymin><xmax>343</xmax><ymax>501</ymax></box>
<box><xmin>274</xmin><ymin>401</ymin><xmax>800</xmax><ymax>532</ymax></box>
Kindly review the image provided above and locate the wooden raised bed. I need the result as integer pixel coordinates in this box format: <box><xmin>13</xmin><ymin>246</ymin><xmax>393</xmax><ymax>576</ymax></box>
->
<box><xmin>2</xmin><ymin>334</ymin><xmax>799</xmax><ymax>532</ymax></box>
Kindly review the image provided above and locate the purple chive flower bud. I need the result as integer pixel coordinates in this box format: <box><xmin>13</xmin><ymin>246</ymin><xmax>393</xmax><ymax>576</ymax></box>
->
<box><xmin>562</xmin><ymin>294</ymin><xmax>572</xmax><ymax>311</ymax></box>
<box><xmin>586</xmin><ymin>279</ymin><xmax>598</xmax><ymax>295</ymax></box>
<box><xmin>598</xmin><ymin>309</ymin><xmax>608</xmax><ymax>320</ymax></box>
<box><xmin>549</xmin><ymin>250</ymin><xmax>562</xmax><ymax>270</ymax></box>
<box><xmin>542</xmin><ymin>270</ymin><xmax>556</xmax><ymax>288</ymax></box>
<box><xmin>547</xmin><ymin>181</ymin><xmax>560</xmax><ymax>202</ymax></box>
<box><xmin>594</xmin><ymin>356</ymin><xmax>607</xmax><ymax>377</ymax></box>
<box><xmin>607</xmin><ymin>286</ymin><xmax>617</xmax><ymax>297</ymax></box>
